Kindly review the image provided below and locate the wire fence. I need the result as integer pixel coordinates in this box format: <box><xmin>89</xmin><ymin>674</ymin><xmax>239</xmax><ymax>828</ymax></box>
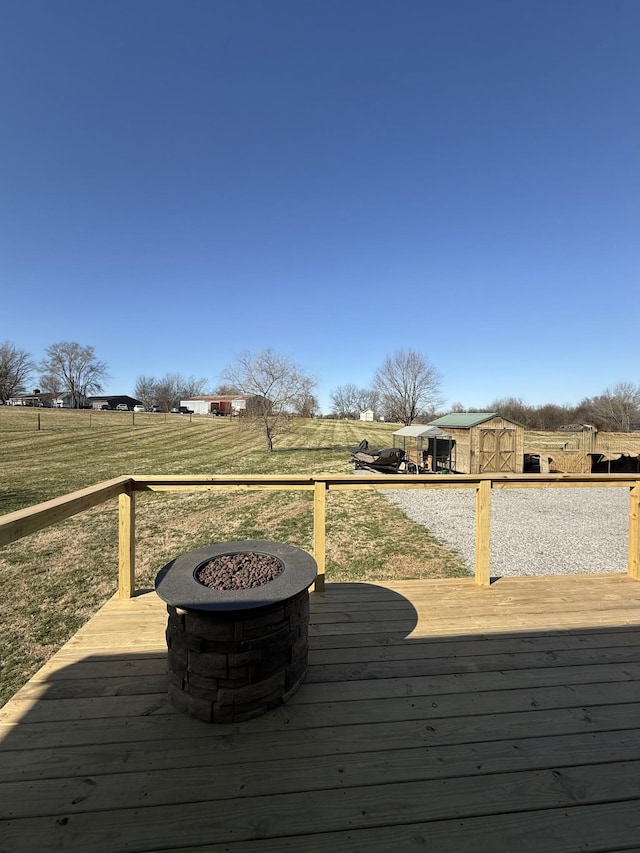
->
<box><xmin>0</xmin><ymin>408</ymin><xmax>212</xmax><ymax>431</ymax></box>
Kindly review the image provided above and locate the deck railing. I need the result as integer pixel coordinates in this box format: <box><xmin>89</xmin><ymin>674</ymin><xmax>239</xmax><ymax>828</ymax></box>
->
<box><xmin>1</xmin><ymin>473</ymin><xmax>639</xmax><ymax>595</ymax></box>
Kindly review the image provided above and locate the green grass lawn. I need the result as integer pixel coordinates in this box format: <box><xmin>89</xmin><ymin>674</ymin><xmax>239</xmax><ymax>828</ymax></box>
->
<box><xmin>0</xmin><ymin>408</ymin><xmax>470</xmax><ymax>706</ymax></box>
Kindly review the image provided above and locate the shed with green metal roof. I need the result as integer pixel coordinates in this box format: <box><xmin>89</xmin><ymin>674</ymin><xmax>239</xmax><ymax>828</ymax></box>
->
<box><xmin>428</xmin><ymin>412</ymin><xmax>525</xmax><ymax>473</ymax></box>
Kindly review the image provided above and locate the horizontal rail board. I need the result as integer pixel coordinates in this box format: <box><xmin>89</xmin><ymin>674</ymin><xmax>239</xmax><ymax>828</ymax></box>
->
<box><xmin>1</xmin><ymin>473</ymin><xmax>639</xmax><ymax>593</ymax></box>
<box><xmin>140</xmin><ymin>484</ymin><xmax>315</xmax><ymax>492</ymax></box>
<box><xmin>0</xmin><ymin>476</ymin><xmax>132</xmax><ymax>548</ymax></box>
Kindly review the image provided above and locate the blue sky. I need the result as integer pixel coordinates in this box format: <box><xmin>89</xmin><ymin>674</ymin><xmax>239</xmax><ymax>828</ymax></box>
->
<box><xmin>1</xmin><ymin>0</ymin><xmax>638</xmax><ymax>413</ymax></box>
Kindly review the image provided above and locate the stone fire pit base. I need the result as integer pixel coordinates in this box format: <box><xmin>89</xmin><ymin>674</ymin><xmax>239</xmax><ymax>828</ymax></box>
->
<box><xmin>155</xmin><ymin>540</ymin><xmax>317</xmax><ymax>724</ymax></box>
<box><xmin>165</xmin><ymin>588</ymin><xmax>309</xmax><ymax>723</ymax></box>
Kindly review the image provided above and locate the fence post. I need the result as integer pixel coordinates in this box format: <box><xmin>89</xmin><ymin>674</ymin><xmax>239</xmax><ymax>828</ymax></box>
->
<box><xmin>475</xmin><ymin>479</ymin><xmax>491</xmax><ymax>586</ymax></box>
<box><xmin>118</xmin><ymin>484</ymin><xmax>136</xmax><ymax>598</ymax></box>
<box><xmin>313</xmin><ymin>479</ymin><xmax>327</xmax><ymax>592</ymax></box>
<box><xmin>628</xmin><ymin>483</ymin><xmax>640</xmax><ymax>580</ymax></box>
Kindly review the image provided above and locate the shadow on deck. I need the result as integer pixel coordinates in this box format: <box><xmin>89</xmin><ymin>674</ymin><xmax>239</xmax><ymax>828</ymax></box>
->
<box><xmin>1</xmin><ymin>575</ymin><xmax>640</xmax><ymax>852</ymax></box>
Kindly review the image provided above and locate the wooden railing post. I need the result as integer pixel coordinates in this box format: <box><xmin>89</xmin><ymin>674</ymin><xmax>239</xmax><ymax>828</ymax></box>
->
<box><xmin>628</xmin><ymin>483</ymin><xmax>640</xmax><ymax>580</ymax></box>
<box><xmin>118</xmin><ymin>484</ymin><xmax>136</xmax><ymax>598</ymax></box>
<box><xmin>475</xmin><ymin>479</ymin><xmax>491</xmax><ymax>586</ymax></box>
<box><xmin>313</xmin><ymin>479</ymin><xmax>327</xmax><ymax>592</ymax></box>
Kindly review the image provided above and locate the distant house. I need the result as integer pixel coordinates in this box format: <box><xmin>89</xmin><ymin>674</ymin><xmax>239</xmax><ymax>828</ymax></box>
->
<box><xmin>52</xmin><ymin>393</ymin><xmax>93</xmax><ymax>408</ymax></box>
<box><xmin>180</xmin><ymin>395</ymin><xmax>269</xmax><ymax>417</ymax></box>
<box><xmin>7</xmin><ymin>392</ymin><xmax>56</xmax><ymax>407</ymax></box>
<box><xmin>428</xmin><ymin>412</ymin><xmax>525</xmax><ymax>474</ymax></box>
<box><xmin>359</xmin><ymin>409</ymin><xmax>374</xmax><ymax>422</ymax></box>
<box><xmin>10</xmin><ymin>392</ymin><xmax>91</xmax><ymax>408</ymax></box>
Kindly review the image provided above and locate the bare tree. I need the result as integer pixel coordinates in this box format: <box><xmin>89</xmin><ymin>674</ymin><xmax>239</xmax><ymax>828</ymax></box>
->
<box><xmin>39</xmin><ymin>371</ymin><xmax>64</xmax><ymax>402</ymax></box>
<box><xmin>486</xmin><ymin>397</ymin><xmax>531</xmax><ymax>426</ymax></box>
<box><xmin>222</xmin><ymin>348</ymin><xmax>317</xmax><ymax>450</ymax></box>
<box><xmin>134</xmin><ymin>375</ymin><xmax>159</xmax><ymax>410</ymax></box>
<box><xmin>366</xmin><ymin>388</ymin><xmax>381</xmax><ymax>416</ymax></box>
<box><xmin>140</xmin><ymin>373</ymin><xmax>209</xmax><ymax>411</ymax></box>
<box><xmin>374</xmin><ymin>349</ymin><xmax>442</xmax><ymax>425</ymax></box>
<box><xmin>329</xmin><ymin>384</ymin><xmax>357</xmax><ymax>419</ymax></box>
<box><xmin>0</xmin><ymin>341</ymin><xmax>35</xmax><ymax>400</ymax></box>
<box><xmin>586</xmin><ymin>382</ymin><xmax>640</xmax><ymax>431</ymax></box>
<box><xmin>39</xmin><ymin>342</ymin><xmax>109</xmax><ymax>407</ymax></box>
<box><xmin>294</xmin><ymin>392</ymin><xmax>319</xmax><ymax>419</ymax></box>
<box><xmin>528</xmin><ymin>403</ymin><xmax>569</xmax><ymax>431</ymax></box>
<box><xmin>329</xmin><ymin>384</ymin><xmax>374</xmax><ymax>419</ymax></box>
<box><xmin>153</xmin><ymin>373</ymin><xmax>181</xmax><ymax>412</ymax></box>
<box><xmin>180</xmin><ymin>375</ymin><xmax>209</xmax><ymax>399</ymax></box>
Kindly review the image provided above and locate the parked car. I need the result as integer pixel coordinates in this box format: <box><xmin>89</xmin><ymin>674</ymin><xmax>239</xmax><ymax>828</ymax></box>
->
<box><xmin>99</xmin><ymin>404</ymin><xmax>111</xmax><ymax>410</ymax></box>
<box><xmin>133</xmin><ymin>405</ymin><xmax>145</xmax><ymax>413</ymax></box>
<box><xmin>116</xmin><ymin>403</ymin><xmax>129</xmax><ymax>411</ymax></box>
<box><xmin>150</xmin><ymin>405</ymin><xmax>161</xmax><ymax>412</ymax></box>
<box><xmin>178</xmin><ymin>406</ymin><xmax>194</xmax><ymax>414</ymax></box>
<box><xmin>170</xmin><ymin>407</ymin><xmax>180</xmax><ymax>413</ymax></box>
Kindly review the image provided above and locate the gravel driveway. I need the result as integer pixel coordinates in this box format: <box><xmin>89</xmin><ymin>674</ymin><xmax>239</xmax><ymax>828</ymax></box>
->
<box><xmin>382</xmin><ymin>487</ymin><xmax>630</xmax><ymax>576</ymax></box>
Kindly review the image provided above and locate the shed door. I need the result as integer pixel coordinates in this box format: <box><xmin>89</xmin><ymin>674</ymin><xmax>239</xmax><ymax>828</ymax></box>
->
<box><xmin>479</xmin><ymin>428</ymin><xmax>516</xmax><ymax>472</ymax></box>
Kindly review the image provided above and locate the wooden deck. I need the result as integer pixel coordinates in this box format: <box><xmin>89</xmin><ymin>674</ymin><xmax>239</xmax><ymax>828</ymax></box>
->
<box><xmin>1</xmin><ymin>574</ymin><xmax>640</xmax><ymax>852</ymax></box>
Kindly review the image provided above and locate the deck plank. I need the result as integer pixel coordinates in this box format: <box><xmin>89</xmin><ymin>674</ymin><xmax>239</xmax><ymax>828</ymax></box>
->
<box><xmin>3</xmin><ymin>725</ymin><xmax>640</xmax><ymax>783</ymax></box>
<box><xmin>1</xmin><ymin>575</ymin><xmax>639</xmax><ymax>852</ymax></box>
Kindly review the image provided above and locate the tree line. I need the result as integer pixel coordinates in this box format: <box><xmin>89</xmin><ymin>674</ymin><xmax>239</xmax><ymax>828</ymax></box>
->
<box><xmin>0</xmin><ymin>342</ymin><xmax>321</xmax><ymax>452</ymax></box>
<box><xmin>330</xmin><ymin>380</ymin><xmax>640</xmax><ymax>433</ymax></box>
<box><xmin>0</xmin><ymin>341</ymin><xmax>109</xmax><ymax>408</ymax></box>
<box><xmin>457</xmin><ymin>386</ymin><xmax>640</xmax><ymax>433</ymax></box>
<box><xmin>1</xmin><ymin>341</ymin><xmax>638</xmax><ymax>446</ymax></box>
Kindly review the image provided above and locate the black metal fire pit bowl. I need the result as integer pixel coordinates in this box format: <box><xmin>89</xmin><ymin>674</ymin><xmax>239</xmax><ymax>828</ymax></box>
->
<box><xmin>154</xmin><ymin>540</ymin><xmax>318</xmax><ymax>723</ymax></box>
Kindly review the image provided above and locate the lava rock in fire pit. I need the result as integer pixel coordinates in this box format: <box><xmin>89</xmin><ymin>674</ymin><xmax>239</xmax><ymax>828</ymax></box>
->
<box><xmin>196</xmin><ymin>552</ymin><xmax>283</xmax><ymax>590</ymax></box>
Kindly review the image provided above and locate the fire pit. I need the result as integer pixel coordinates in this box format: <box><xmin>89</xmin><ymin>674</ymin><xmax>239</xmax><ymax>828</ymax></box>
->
<box><xmin>154</xmin><ymin>540</ymin><xmax>317</xmax><ymax>723</ymax></box>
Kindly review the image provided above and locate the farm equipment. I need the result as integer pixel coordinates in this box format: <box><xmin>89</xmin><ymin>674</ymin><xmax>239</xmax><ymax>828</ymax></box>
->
<box><xmin>350</xmin><ymin>440</ymin><xmax>406</xmax><ymax>473</ymax></box>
